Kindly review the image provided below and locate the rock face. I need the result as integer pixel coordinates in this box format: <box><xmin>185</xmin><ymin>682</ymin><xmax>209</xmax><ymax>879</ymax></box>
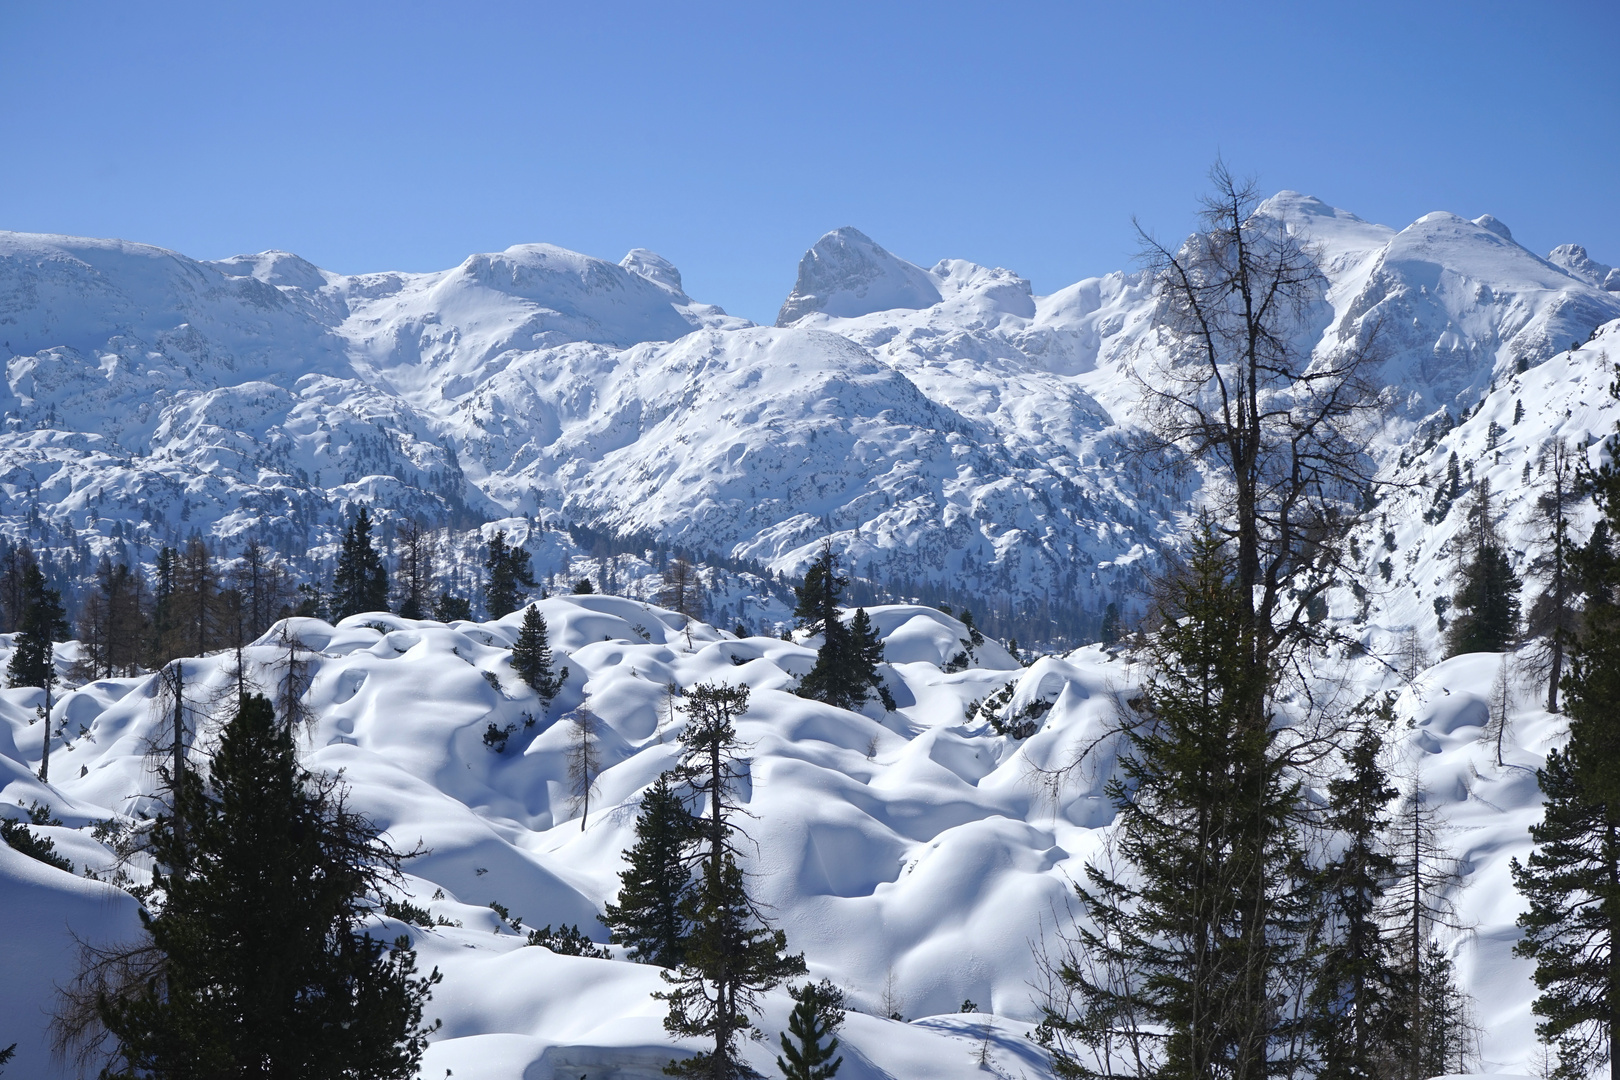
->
<box><xmin>0</xmin><ymin>195</ymin><xmax>1617</xmax><ymax>636</ymax></box>
<box><xmin>775</xmin><ymin>227</ymin><xmax>943</xmax><ymax>325</ymax></box>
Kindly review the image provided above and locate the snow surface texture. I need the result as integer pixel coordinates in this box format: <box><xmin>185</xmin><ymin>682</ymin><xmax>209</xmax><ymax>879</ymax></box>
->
<box><xmin>1</xmin><ymin>193</ymin><xmax>1615</xmax><ymax>624</ymax></box>
<box><xmin>0</xmin><ymin>603</ymin><xmax>1565</xmax><ymax>1079</ymax></box>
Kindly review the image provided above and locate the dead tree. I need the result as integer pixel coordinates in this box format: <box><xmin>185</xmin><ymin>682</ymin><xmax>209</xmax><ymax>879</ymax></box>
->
<box><xmin>567</xmin><ymin>703</ymin><xmax>602</xmax><ymax>831</ymax></box>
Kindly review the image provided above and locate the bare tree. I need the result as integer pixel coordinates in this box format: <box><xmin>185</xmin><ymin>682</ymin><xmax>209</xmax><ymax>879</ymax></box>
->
<box><xmin>1385</xmin><ymin>768</ymin><xmax>1473</xmax><ymax>1080</ymax></box>
<box><xmin>1523</xmin><ymin>439</ymin><xmax>1580</xmax><ymax>710</ymax></box>
<box><xmin>1132</xmin><ymin>160</ymin><xmax>1383</xmax><ymax>690</ymax></box>
<box><xmin>394</xmin><ymin>520</ymin><xmax>437</xmax><ymax>620</ymax></box>
<box><xmin>232</xmin><ymin>540</ymin><xmax>295</xmax><ymax>643</ymax></box>
<box><xmin>1481</xmin><ymin>654</ymin><xmax>1513</xmax><ymax>768</ymax></box>
<box><xmin>659</xmin><ymin>556</ymin><xmax>706</xmax><ymax>622</ymax></box>
<box><xmin>567</xmin><ymin>703</ymin><xmax>601</xmax><ymax>831</ymax></box>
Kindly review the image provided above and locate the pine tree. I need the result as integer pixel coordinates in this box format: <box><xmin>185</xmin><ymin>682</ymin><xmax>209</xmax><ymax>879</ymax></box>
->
<box><xmin>1511</xmin><ymin>748</ymin><xmax>1617</xmax><ymax>1078</ymax></box>
<box><xmin>1307</xmin><ymin>714</ymin><xmax>1405</xmax><ymax>1080</ymax></box>
<box><xmin>1526</xmin><ymin>440</ymin><xmax>1581</xmax><ymax>711</ymax></box>
<box><xmin>8</xmin><ymin>560</ymin><xmax>66</xmax><ymax>782</ymax></box>
<box><xmin>794</xmin><ymin>546</ymin><xmax>889</xmax><ymax>712</ymax></box>
<box><xmin>1385</xmin><ymin>773</ymin><xmax>1470</xmax><ymax>1080</ymax></box>
<box><xmin>485</xmin><ymin>530</ymin><xmax>538</xmax><ymax>617</ymax></box>
<box><xmin>1508</xmin><ymin>402</ymin><xmax>1620</xmax><ymax>1079</ymax></box>
<box><xmin>1447</xmin><ymin>483</ymin><xmax>1521</xmax><ymax>655</ymax></box>
<box><xmin>603</xmin><ymin>773</ymin><xmax>700</xmax><ymax>967</ymax></box>
<box><xmin>233</xmin><ymin>540</ymin><xmax>294</xmax><ymax>642</ymax></box>
<box><xmin>511</xmin><ymin>604</ymin><xmax>567</xmax><ymax>707</ymax></box>
<box><xmin>659</xmin><ymin>682</ymin><xmax>805</xmax><ymax>1078</ymax></box>
<box><xmin>776</xmin><ymin>980</ymin><xmax>845</xmax><ymax>1080</ymax></box>
<box><xmin>60</xmin><ymin>694</ymin><xmax>439</xmax><ymax>1078</ymax></box>
<box><xmin>332</xmin><ymin>507</ymin><xmax>390</xmax><ymax>622</ymax></box>
<box><xmin>1042</xmin><ymin>526</ymin><xmax>1310</xmax><ymax>1080</ymax></box>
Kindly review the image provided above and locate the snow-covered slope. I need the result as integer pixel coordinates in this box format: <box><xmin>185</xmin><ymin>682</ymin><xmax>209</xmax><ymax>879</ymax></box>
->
<box><xmin>0</xmin><ymin>195</ymin><xmax>1616</xmax><ymax>637</ymax></box>
<box><xmin>0</xmin><ymin>603</ymin><xmax>1563</xmax><ymax>1078</ymax></box>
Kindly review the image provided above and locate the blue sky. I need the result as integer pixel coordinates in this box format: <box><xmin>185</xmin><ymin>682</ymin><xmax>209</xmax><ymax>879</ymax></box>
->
<box><xmin>2</xmin><ymin>1</ymin><xmax>1615</xmax><ymax>324</ymax></box>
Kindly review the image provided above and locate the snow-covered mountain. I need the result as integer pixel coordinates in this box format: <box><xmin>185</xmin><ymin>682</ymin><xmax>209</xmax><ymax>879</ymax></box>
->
<box><xmin>0</xmin><ymin>194</ymin><xmax>1616</xmax><ymax>641</ymax></box>
<box><xmin>2</xmin><ymin>193</ymin><xmax>1618</xmax><ymax>1078</ymax></box>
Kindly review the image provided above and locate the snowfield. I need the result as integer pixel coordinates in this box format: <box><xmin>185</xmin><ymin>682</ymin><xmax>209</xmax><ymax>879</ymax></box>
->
<box><xmin>0</xmin><ymin>601</ymin><xmax>1572</xmax><ymax>1078</ymax></box>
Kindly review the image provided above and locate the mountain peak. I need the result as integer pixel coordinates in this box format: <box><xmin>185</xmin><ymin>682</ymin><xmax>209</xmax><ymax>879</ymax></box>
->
<box><xmin>775</xmin><ymin>227</ymin><xmax>942</xmax><ymax>327</ymax></box>
<box><xmin>619</xmin><ymin>248</ymin><xmax>687</xmax><ymax>299</ymax></box>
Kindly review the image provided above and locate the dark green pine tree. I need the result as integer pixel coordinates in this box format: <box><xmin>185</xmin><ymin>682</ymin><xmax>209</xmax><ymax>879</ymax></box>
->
<box><xmin>776</xmin><ymin>980</ymin><xmax>845</xmax><ymax>1080</ymax></box>
<box><xmin>603</xmin><ymin>773</ymin><xmax>700</xmax><ymax>968</ymax></box>
<box><xmin>1308</xmin><ymin>714</ymin><xmax>1406</xmax><ymax>1080</ymax></box>
<box><xmin>1041</xmin><ymin>525</ymin><xmax>1310</xmax><ymax>1080</ymax></box>
<box><xmin>659</xmin><ymin>682</ymin><xmax>804</xmax><ymax>1079</ymax></box>
<box><xmin>7</xmin><ymin>561</ymin><xmax>67</xmax><ymax>781</ymax></box>
<box><xmin>1447</xmin><ymin>484</ymin><xmax>1521</xmax><ymax>655</ymax></box>
<box><xmin>79</xmin><ymin>694</ymin><xmax>439</xmax><ymax>1079</ymax></box>
<box><xmin>795</xmin><ymin>546</ymin><xmax>889</xmax><ymax>712</ymax></box>
<box><xmin>331</xmin><ymin>507</ymin><xmax>390</xmax><ymax>622</ymax></box>
<box><xmin>1511</xmin><ymin>745</ymin><xmax>1617</xmax><ymax>1076</ymax></box>
<box><xmin>485</xmin><ymin>530</ymin><xmax>539</xmax><ymax>618</ymax></box>
<box><xmin>511</xmin><ymin>605</ymin><xmax>567</xmax><ymax>708</ymax></box>
<box><xmin>1509</xmin><ymin>414</ymin><xmax>1620</xmax><ymax>1080</ymax></box>
<box><xmin>793</xmin><ymin>543</ymin><xmax>845</xmax><ymax>638</ymax></box>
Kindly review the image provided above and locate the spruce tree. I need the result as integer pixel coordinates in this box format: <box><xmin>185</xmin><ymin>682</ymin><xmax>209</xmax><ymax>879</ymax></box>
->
<box><xmin>1511</xmin><ymin>748</ymin><xmax>1616</xmax><ymax>1078</ymax></box>
<box><xmin>1042</xmin><ymin>526</ymin><xmax>1310</xmax><ymax>1080</ymax></box>
<box><xmin>1307</xmin><ymin>714</ymin><xmax>1405</xmax><ymax>1080</ymax></box>
<box><xmin>332</xmin><ymin>507</ymin><xmax>390</xmax><ymax>622</ymax></box>
<box><xmin>511</xmin><ymin>604</ymin><xmax>567</xmax><ymax>707</ymax></box>
<box><xmin>659</xmin><ymin>682</ymin><xmax>805</xmax><ymax>1078</ymax></box>
<box><xmin>1509</xmin><ymin>412</ymin><xmax>1620</xmax><ymax>1079</ymax></box>
<box><xmin>603</xmin><ymin>773</ymin><xmax>700</xmax><ymax>967</ymax></box>
<box><xmin>69</xmin><ymin>693</ymin><xmax>439</xmax><ymax>1079</ymax></box>
<box><xmin>1447</xmin><ymin>484</ymin><xmax>1521</xmax><ymax>655</ymax></box>
<box><xmin>794</xmin><ymin>546</ymin><xmax>889</xmax><ymax>711</ymax></box>
<box><xmin>485</xmin><ymin>530</ymin><xmax>538</xmax><ymax>617</ymax></box>
<box><xmin>8</xmin><ymin>561</ymin><xmax>66</xmax><ymax>781</ymax></box>
<box><xmin>776</xmin><ymin>981</ymin><xmax>845</xmax><ymax>1080</ymax></box>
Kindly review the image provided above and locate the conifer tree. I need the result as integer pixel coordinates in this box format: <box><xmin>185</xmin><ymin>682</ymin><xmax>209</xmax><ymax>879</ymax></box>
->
<box><xmin>1447</xmin><ymin>483</ymin><xmax>1521</xmax><ymax>655</ymax></box>
<box><xmin>58</xmin><ymin>693</ymin><xmax>439</xmax><ymax>1078</ymax></box>
<box><xmin>794</xmin><ymin>546</ymin><xmax>890</xmax><ymax>711</ymax></box>
<box><xmin>661</xmin><ymin>556</ymin><xmax>707</xmax><ymax>620</ymax></box>
<box><xmin>776</xmin><ymin>981</ymin><xmax>845</xmax><ymax>1080</ymax></box>
<box><xmin>1509</xmin><ymin>421</ymin><xmax>1620</xmax><ymax>1078</ymax></box>
<box><xmin>1511</xmin><ymin>748</ymin><xmax>1617</xmax><ymax>1078</ymax></box>
<box><xmin>1043</xmin><ymin>526</ymin><xmax>1310</xmax><ymax>1080</ymax></box>
<box><xmin>485</xmin><ymin>530</ymin><xmax>537</xmax><ymax>617</ymax></box>
<box><xmin>8</xmin><ymin>561</ymin><xmax>66</xmax><ymax>781</ymax></box>
<box><xmin>1526</xmin><ymin>440</ymin><xmax>1580</xmax><ymax>711</ymax></box>
<box><xmin>511</xmin><ymin>604</ymin><xmax>567</xmax><ymax>707</ymax></box>
<box><xmin>603</xmin><ymin>773</ymin><xmax>700</xmax><ymax>967</ymax></box>
<box><xmin>332</xmin><ymin>507</ymin><xmax>390</xmax><ymax>622</ymax></box>
<box><xmin>1307</xmin><ymin>714</ymin><xmax>1405</xmax><ymax>1080</ymax></box>
<box><xmin>233</xmin><ymin>540</ymin><xmax>294</xmax><ymax>642</ymax></box>
<box><xmin>659</xmin><ymin>682</ymin><xmax>805</xmax><ymax>1078</ymax></box>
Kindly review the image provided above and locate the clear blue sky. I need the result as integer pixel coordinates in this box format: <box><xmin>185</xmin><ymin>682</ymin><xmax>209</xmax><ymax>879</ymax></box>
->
<box><xmin>2</xmin><ymin>1</ymin><xmax>1615</xmax><ymax>325</ymax></box>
